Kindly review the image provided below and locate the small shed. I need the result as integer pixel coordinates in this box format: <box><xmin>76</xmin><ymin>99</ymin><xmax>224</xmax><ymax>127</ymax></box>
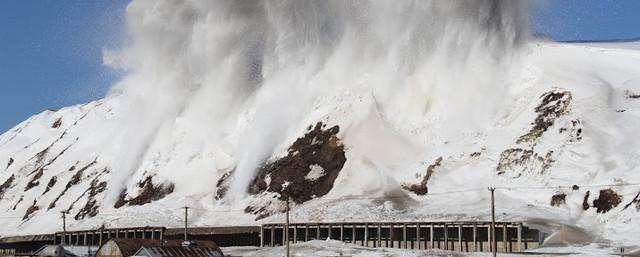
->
<box><xmin>95</xmin><ymin>239</ymin><xmax>221</xmax><ymax>257</ymax></box>
<box><xmin>134</xmin><ymin>245</ymin><xmax>224</xmax><ymax>257</ymax></box>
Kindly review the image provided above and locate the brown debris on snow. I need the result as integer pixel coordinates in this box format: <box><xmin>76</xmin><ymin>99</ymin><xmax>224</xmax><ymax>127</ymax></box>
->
<box><xmin>48</xmin><ymin>160</ymin><xmax>96</xmax><ymax>210</ymax></box>
<box><xmin>75</xmin><ymin>179</ymin><xmax>107</xmax><ymax>220</ymax></box>
<box><xmin>24</xmin><ymin>168</ymin><xmax>45</xmax><ymax>191</ymax></box>
<box><xmin>592</xmin><ymin>189</ymin><xmax>622</xmax><ymax>213</ymax></box>
<box><xmin>245</xmin><ymin>122</ymin><xmax>346</xmax><ymax>219</ymax></box>
<box><xmin>517</xmin><ymin>90</ymin><xmax>572</xmax><ymax>144</ymax></box>
<box><xmin>550</xmin><ymin>192</ymin><xmax>567</xmax><ymax>207</ymax></box>
<box><xmin>495</xmin><ymin>148</ymin><xmax>554</xmax><ymax>176</ymax></box>
<box><xmin>582</xmin><ymin>191</ymin><xmax>590</xmax><ymax>210</ymax></box>
<box><xmin>51</xmin><ymin>118</ymin><xmax>62</xmax><ymax>129</ymax></box>
<box><xmin>22</xmin><ymin>200</ymin><xmax>39</xmax><ymax>221</ymax></box>
<box><xmin>42</xmin><ymin>176</ymin><xmax>57</xmax><ymax>195</ymax></box>
<box><xmin>402</xmin><ymin>157</ymin><xmax>443</xmax><ymax>195</ymax></box>
<box><xmin>0</xmin><ymin>175</ymin><xmax>15</xmax><ymax>199</ymax></box>
<box><xmin>114</xmin><ymin>176</ymin><xmax>174</xmax><ymax>208</ymax></box>
<box><xmin>6</xmin><ymin>158</ymin><xmax>13</xmax><ymax>169</ymax></box>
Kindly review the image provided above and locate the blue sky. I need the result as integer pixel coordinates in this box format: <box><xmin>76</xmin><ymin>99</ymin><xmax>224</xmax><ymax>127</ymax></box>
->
<box><xmin>0</xmin><ymin>1</ymin><xmax>639</xmax><ymax>133</ymax></box>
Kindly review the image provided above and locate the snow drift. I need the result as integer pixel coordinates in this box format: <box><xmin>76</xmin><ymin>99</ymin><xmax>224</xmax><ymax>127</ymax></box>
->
<box><xmin>1</xmin><ymin>0</ymin><xmax>640</xmax><ymax>248</ymax></box>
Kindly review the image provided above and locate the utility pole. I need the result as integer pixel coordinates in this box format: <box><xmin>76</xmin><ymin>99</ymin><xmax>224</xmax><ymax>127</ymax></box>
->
<box><xmin>183</xmin><ymin>207</ymin><xmax>190</xmax><ymax>241</ymax></box>
<box><xmin>60</xmin><ymin>211</ymin><xmax>67</xmax><ymax>245</ymax></box>
<box><xmin>285</xmin><ymin>198</ymin><xmax>290</xmax><ymax>257</ymax></box>
<box><xmin>488</xmin><ymin>187</ymin><xmax>497</xmax><ymax>257</ymax></box>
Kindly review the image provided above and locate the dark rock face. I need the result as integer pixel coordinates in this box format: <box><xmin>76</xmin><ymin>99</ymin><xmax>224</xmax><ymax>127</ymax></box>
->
<box><xmin>623</xmin><ymin>191</ymin><xmax>640</xmax><ymax>211</ymax></box>
<box><xmin>42</xmin><ymin>176</ymin><xmax>57</xmax><ymax>195</ymax></box>
<box><xmin>114</xmin><ymin>176</ymin><xmax>174</xmax><ymax>208</ymax></box>
<box><xmin>592</xmin><ymin>189</ymin><xmax>622</xmax><ymax>213</ymax></box>
<box><xmin>48</xmin><ymin>160</ymin><xmax>96</xmax><ymax>210</ymax></box>
<box><xmin>402</xmin><ymin>157</ymin><xmax>443</xmax><ymax>195</ymax></box>
<box><xmin>25</xmin><ymin>168</ymin><xmax>44</xmax><ymax>191</ymax></box>
<box><xmin>75</xmin><ymin>178</ymin><xmax>107</xmax><ymax>220</ymax></box>
<box><xmin>582</xmin><ymin>191</ymin><xmax>590</xmax><ymax>210</ymax></box>
<box><xmin>249</xmin><ymin>122</ymin><xmax>346</xmax><ymax>203</ymax></box>
<box><xmin>517</xmin><ymin>90</ymin><xmax>572</xmax><ymax>144</ymax></box>
<box><xmin>6</xmin><ymin>158</ymin><xmax>13</xmax><ymax>169</ymax></box>
<box><xmin>22</xmin><ymin>200</ymin><xmax>39</xmax><ymax>221</ymax></box>
<box><xmin>0</xmin><ymin>175</ymin><xmax>15</xmax><ymax>199</ymax></box>
<box><xmin>51</xmin><ymin>118</ymin><xmax>62</xmax><ymax>129</ymax></box>
<box><xmin>550</xmin><ymin>192</ymin><xmax>567</xmax><ymax>207</ymax></box>
<box><xmin>495</xmin><ymin>148</ymin><xmax>553</xmax><ymax>176</ymax></box>
<box><xmin>244</xmin><ymin>122</ymin><xmax>346</xmax><ymax>219</ymax></box>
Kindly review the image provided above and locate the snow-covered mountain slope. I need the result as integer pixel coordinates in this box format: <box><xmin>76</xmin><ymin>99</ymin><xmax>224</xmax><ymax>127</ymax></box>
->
<box><xmin>1</xmin><ymin>0</ymin><xmax>640</xmax><ymax>248</ymax></box>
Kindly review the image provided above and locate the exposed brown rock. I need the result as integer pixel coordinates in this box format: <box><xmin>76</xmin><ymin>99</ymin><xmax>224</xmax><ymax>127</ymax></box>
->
<box><xmin>550</xmin><ymin>192</ymin><xmax>566</xmax><ymax>206</ymax></box>
<box><xmin>592</xmin><ymin>189</ymin><xmax>622</xmax><ymax>213</ymax></box>
<box><xmin>12</xmin><ymin>196</ymin><xmax>23</xmax><ymax>210</ymax></box>
<box><xmin>245</xmin><ymin>122</ymin><xmax>346</xmax><ymax>219</ymax></box>
<box><xmin>582</xmin><ymin>191</ymin><xmax>590</xmax><ymax>210</ymax></box>
<box><xmin>75</xmin><ymin>179</ymin><xmax>107</xmax><ymax>220</ymax></box>
<box><xmin>22</xmin><ymin>200</ymin><xmax>39</xmax><ymax>221</ymax></box>
<box><xmin>42</xmin><ymin>176</ymin><xmax>57</xmax><ymax>195</ymax></box>
<box><xmin>49</xmin><ymin>160</ymin><xmax>96</xmax><ymax>210</ymax></box>
<box><xmin>517</xmin><ymin>90</ymin><xmax>572</xmax><ymax>144</ymax></box>
<box><xmin>496</xmin><ymin>148</ymin><xmax>554</xmax><ymax>176</ymax></box>
<box><xmin>52</xmin><ymin>118</ymin><xmax>62</xmax><ymax>129</ymax></box>
<box><xmin>402</xmin><ymin>157</ymin><xmax>443</xmax><ymax>195</ymax></box>
<box><xmin>0</xmin><ymin>175</ymin><xmax>15</xmax><ymax>199</ymax></box>
<box><xmin>6</xmin><ymin>158</ymin><xmax>13</xmax><ymax>169</ymax></box>
<box><xmin>25</xmin><ymin>168</ymin><xmax>44</xmax><ymax>191</ymax></box>
<box><xmin>214</xmin><ymin>172</ymin><xmax>232</xmax><ymax>200</ymax></box>
<box><xmin>114</xmin><ymin>176</ymin><xmax>175</xmax><ymax>208</ymax></box>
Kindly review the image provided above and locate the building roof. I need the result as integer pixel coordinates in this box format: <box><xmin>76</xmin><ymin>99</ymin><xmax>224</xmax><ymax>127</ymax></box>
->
<box><xmin>98</xmin><ymin>239</ymin><xmax>220</xmax><ymax>257</ymax></box>
<box><xmin>135</xmin><ymin>246</ymin><xmax>223</xmax><ymax>257</ymax></box>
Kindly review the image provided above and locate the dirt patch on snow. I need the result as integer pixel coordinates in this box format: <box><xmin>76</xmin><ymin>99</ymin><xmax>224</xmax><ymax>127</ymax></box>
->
<box><xmin>402</xmin><ymin>157</ymin><xmax>443</xmax><ymax>195</ymax></box>
<box><xmin>75</xmin><ymin>178</ymin><xmax>107</xmax><ymax>220</ymax></box>
<box><xmin>22</xmin><ymin>200</ymin><xmax>39</xmax><ymax>221</ymax></box>
<box><xmin>245</xmin><ymin>122</ymin><xmax>346</xmax><ymax>219</ymax></box>
<box><xmin>551</xmin><ymin>192</ymin><xmax>567</xmax><ymax>207</ymax></box>
<box><xmin>6</xmin><ymin>158</ymin><xmax>13</xmax><ymax>170</ymax></box>
<box><xmin>24</xmin><ymin>168</ymin><xmax>45</xmax><ymax>191</ymax></box>
<box><xmin>0</xmin><ymin>175</ymin><xmax>15</xmax><ymax>199</ymax></box>
<box><xmin>625</xmin><ymin>90</ymin><xmax>640</xmax><ymax>99</ymax></box>
<box><xmin>114</xmin><ymin>176</ymin><xmax>174</xmax><ymax>208</ymax></box>
<box><xmin>592</xmin><ymin>189</ymin><xmax>622</xmax><ymax>213</ymax></box>
<box><xmin>582</xmin><ymin>191</ymin><xmax>590</xmax><ymax>210</ymax></box>
<box><xmin>51</xmin><ymin>118</ymin><xmax>62</xmax><ymax>129</ymax></box>
<box><xmin>517</xmin><ymin>90</ymin><xmax>572</xmax><ymax>144</ymax></box>
<box><xmin>496</xmin><ymin>148</ymin><xmax>554</xmax><ymax>176</ymax></box>
<box><xmin>42</xmin><ymin>176</ymin><xmax>57</xmax><ymax>195</ymax></box>
<box><xmin>48</xmin><ymin>160</ymin><xmax>96</xmax><ymax>210</ymax></box>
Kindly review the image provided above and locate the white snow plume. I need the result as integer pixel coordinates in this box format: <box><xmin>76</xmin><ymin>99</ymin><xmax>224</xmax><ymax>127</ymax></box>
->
<box><xmin>102</xmin><ymin>0</ymin><xmax>529</xmax><ymax>200</ymax></box>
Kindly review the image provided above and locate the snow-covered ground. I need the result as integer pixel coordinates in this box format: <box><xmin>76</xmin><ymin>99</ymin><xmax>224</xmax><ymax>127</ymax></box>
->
<box><xmin>222</xmin><ymin>240</ymin><xmax>635</xmax><ymax>257</ymax></box>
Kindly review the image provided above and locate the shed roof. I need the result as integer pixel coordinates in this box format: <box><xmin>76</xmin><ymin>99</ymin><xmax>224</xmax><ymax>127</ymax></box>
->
<box><xmin>136</xmin><ymin>246</ymin><xmax>223</xmax><ymax>257</ymax></box>
<box><xmin>98</xmin><ymin>239</ymin><xmax>220</xmax><ymax>257</ymax></box>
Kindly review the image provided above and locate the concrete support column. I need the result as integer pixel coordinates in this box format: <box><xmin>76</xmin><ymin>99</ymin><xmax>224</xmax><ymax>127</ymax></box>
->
<box><xmin>517</xmin><ymin>223</ymin><xmax>523</xmax><ymax>252</ymax></box>
<box><xmin>503</xmin><ymin>223</ymin><xmax>508</xmax><ymax>252</ymax></box>
<box><xmin>487</xmin><ymin>225</ymin><xmax>492</xmax><ymax>252</ymax></box>
<box><xmin>328</xmin><ymin>224</ymin><xmax>332</xmax><ymax>240</ymax></box>
<box><xmin>377</xmin><ymin>224</ymin><xmax>381</xmax><ymax>248</ymax></box>
<box><xmin>351</xmin><ymin>225</ymin><xmax>356</xmax><ymax>244</ymax></box>
<box><xmin>316</xmin><ymin>224</ymin><xmax>320</xmax><ymax>240</ymax></box>
<box><xmin>458</xmin><ymin>224</ymin><xmax>463</xmax><ymax>252</ymax></box>
<box><xmin>472</xmin><ymin>223</ymin><xmax>478</xmax><ymax>252</ymax></box>
<box><xmin>443</xmin><ymin>224</ymin><xmax>448</xmax><ymax>250</ymax></box>
<box><xmin>260</xmin><ymin>225</ymin><xmax>265</xmax><ymax>247</ymax></box>
<box><xmin>403</xmin><ymin>224</ymin><xmax>407</xmax><ymax>249</ymax></box>
<box><xmin>270</xmin><ymin>225</ymin><xmax>275</xmax><ymax>247</ymax></box>
<box><xmin>364</xmin><ymin>224</ymin><xmax>369</xmax><ymax>247</ymax></box>
<box><xmin>430</xmin><ymin>224</ymin><xmax>434</xmax><ymax>249</ymax></box>
<box><xmin>282</xmin><ymin>225</ymin><xmax>286</xmax><ymax>246</ymax></box>
<box><xmin>83</xmin><ymin>233</ymin><xmax>88</xmax><ymax>246</ymax></box>
<box><xmin>340</xmin><ymin>225</ymin><xmax>344</xmax><ymax>242</ymax></box>
<box><xmin>416</xmin><ymin>223</ymin><xmax>421</xmax><ymax>250</ymax></box>
<box><xmin>305</xmin><ymin>224</ymin><xmax>309</xmax><ymax>242</ymax></box>
<box><xmin>293</xmin><ymin>225</ymin><xmax>297</xmax><ymax>244</ymax></box>
<box><xmin>389</xmin><ymin>224</ymin><xmax>394</xmax><ymax>248</ymax></box>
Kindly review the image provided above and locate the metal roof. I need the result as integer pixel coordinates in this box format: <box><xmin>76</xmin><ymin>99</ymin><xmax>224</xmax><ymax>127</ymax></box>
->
<box><xmin>98</xmin><ymin>239</ymin><xmax>221</xmax><ymax>257</ymax></box>
<box><xmin>136</xmin><ymin>246</ymin><xmax>223</xmax><ymax>257</ymax></box>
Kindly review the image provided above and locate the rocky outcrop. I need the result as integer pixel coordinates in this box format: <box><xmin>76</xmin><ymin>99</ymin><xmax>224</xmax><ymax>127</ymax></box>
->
<box><xmin>114</xmin><ymin>176</ymin><xmax>174</xmax><ymax>208</ymax></box>
<box><xmin>592</xmin><ymin>189</ymin><xmax>622</xmax><ymax>214</ymax></box>
<box><xmin>517</xmin><ymin>90</ymin><xmax>572</xmax><ymax>144</ymax></box>
<box><xmin>402</xmin><ymin>157</ymin><xmax>443</xmax><ymax>195</ymax></box>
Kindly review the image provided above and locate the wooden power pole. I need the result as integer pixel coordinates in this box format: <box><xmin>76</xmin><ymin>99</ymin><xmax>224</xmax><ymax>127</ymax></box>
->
<box><xmin>60</xmin><ymin>211</ymin><xmax>67</xmax><ymax>245</ymax></box>
<box><xmin>183</xmin><ymin>207</ymin><xmax>190</xmax><ymax>241</ymax></box>
<box><xmin>489</xmin><ymin>187</ymin><xmax>497</xmax><ymax>257</ymax></box>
